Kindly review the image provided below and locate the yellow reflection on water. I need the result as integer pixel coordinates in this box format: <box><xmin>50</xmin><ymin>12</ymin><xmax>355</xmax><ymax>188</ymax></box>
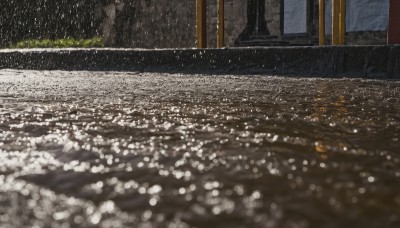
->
<box><xmin>311</xmin><ymin>82</ymin><xmax>350</xmax><ymax>159</ymax></box>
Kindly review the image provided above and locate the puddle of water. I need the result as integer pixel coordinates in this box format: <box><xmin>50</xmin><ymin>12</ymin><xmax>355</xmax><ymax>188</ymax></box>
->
<box><xmin>0</xmin><ymin>70</ymin><xmax>399</xmax><ymax>227</ymax></box>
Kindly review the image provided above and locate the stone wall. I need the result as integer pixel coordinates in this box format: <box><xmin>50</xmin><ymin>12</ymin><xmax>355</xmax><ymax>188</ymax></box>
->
<box><xmin>102</xmin><ymin>0</ymin><xmax>282</xmax><ymax>48</ymax></box>
<box><xmin>206</xmin><ymin>0</ymin><xmax>247</xmax><ymax>48</ymax></box>
<box><xmin>206</xmin><ymin>0</ymin><xmax>281</xmax><ymax>47</ymax></box>
<box><xmin>108</xmin><ymin>1</ymin><xmax>196</xmax><ymax>48</ymax></box>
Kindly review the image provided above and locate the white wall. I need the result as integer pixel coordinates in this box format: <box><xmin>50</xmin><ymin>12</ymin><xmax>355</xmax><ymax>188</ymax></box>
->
<box><xmin>283</xmin><ymin>0</ymin><xmax>389</xmax><ymax>35</ymax></box>
<box><xmin>324</xmin><ymin>0</ymin><xmax>389</xmax><ymax>34</ymax></box>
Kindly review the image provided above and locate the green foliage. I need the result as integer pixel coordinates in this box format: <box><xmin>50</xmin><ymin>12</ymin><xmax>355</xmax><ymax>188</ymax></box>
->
<box><xmin>0</xmin><ymin>0</ymin><xmax>103</xmax><ymax>47</ymax></box>
<box><xmin>10</xmin><ymin>37</ymin><xmax>104</xmax><ymax>49</ymax></box>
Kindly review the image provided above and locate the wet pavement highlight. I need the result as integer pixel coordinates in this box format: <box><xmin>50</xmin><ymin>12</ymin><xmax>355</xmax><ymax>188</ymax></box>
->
<box><xmin>0</xmin><ymin>70</ymin><xmax>399</xmax><ymax>227</ymax></box>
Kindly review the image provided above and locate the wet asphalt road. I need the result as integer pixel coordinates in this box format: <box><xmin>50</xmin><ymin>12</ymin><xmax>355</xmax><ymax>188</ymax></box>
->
<box><xmin>0</xmin><ymin>69</ymin><xmax>399</xmax><ymax>228</ymax></box>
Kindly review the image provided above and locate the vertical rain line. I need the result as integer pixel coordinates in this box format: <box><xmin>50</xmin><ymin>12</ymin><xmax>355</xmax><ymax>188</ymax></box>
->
<box><xmin>332</xmin><ymin>0</ymin><xmax>340</xmax><ymax>45</ymax></box>
<box><xmin>339</xmin><ymin>0</ymin><xmax>346</xmax><ymax>45</ymax></box>
<box><xmin>319</xmin><ymin>0</ymin><xmax>325</xmax><ymax>46</ymax></box>
<box><xmin>217</xmin><ymin>0</ymin><xmax>225</xmax><ymax>48</ymax></box>
<box><xmin>196</xmin><ymin>0</ymin><xmax>207</xmax><ymax>48</ymax></box>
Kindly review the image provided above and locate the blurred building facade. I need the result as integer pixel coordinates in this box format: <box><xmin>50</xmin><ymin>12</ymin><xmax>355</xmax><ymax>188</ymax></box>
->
<box><xmin>102</xmin><ymin>0</ymin><xmax>388</xmax><ymax>48</ymax></box>
<box><xmin>100</xmin><ymin>0</ymin><xmax>281</xmax><ymax>48</ymax></box>
<box><xmin>0</xmin><ymin>0</ymin><xmax>389</xmax><ymax>48</ymax></box>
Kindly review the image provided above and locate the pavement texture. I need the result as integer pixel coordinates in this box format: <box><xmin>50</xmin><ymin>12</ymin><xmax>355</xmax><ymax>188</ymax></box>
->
<box><xmin>0</xmin><ymin>46</ymin><xmax>400</xmax><ymax>78</ymax></box>
<box><xmin>0</xmin><ymin>69</ymin><xmax>399</xmax><ymax>227</ymax></box>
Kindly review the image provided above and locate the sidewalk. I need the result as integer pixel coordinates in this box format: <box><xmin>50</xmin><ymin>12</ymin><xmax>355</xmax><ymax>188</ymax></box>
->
<box><xmin>0</xmin><ymin>46</ymin><xmax>399</xmax><ymax>78</ymax></box>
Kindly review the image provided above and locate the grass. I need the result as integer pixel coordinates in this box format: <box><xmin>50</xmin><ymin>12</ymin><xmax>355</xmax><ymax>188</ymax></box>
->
<box><xmin>10</xmin><ymin>36</ymin><xmax>104</xmax><ymax>48</ymax></box>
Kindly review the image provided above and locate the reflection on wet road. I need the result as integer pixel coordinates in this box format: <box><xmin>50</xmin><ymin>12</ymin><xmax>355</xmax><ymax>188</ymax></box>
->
<box><xmin>0</xmin><ymin>70</ymin><xmax>399</xmax><ymax>227</ymax></box>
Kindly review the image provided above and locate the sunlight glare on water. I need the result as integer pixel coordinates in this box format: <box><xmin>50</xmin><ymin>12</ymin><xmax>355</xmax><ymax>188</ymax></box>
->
<box><xmin>0</xmin><ymin>70</ymin><xmax>399</xmax><ymax>227</ymax></box>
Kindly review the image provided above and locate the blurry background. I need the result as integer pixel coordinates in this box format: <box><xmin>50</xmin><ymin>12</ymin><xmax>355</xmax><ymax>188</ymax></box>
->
<box><xmin>0</xmin><ymin>0</ymin><xmax>389</xmax><ymax>48</ymax></box>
